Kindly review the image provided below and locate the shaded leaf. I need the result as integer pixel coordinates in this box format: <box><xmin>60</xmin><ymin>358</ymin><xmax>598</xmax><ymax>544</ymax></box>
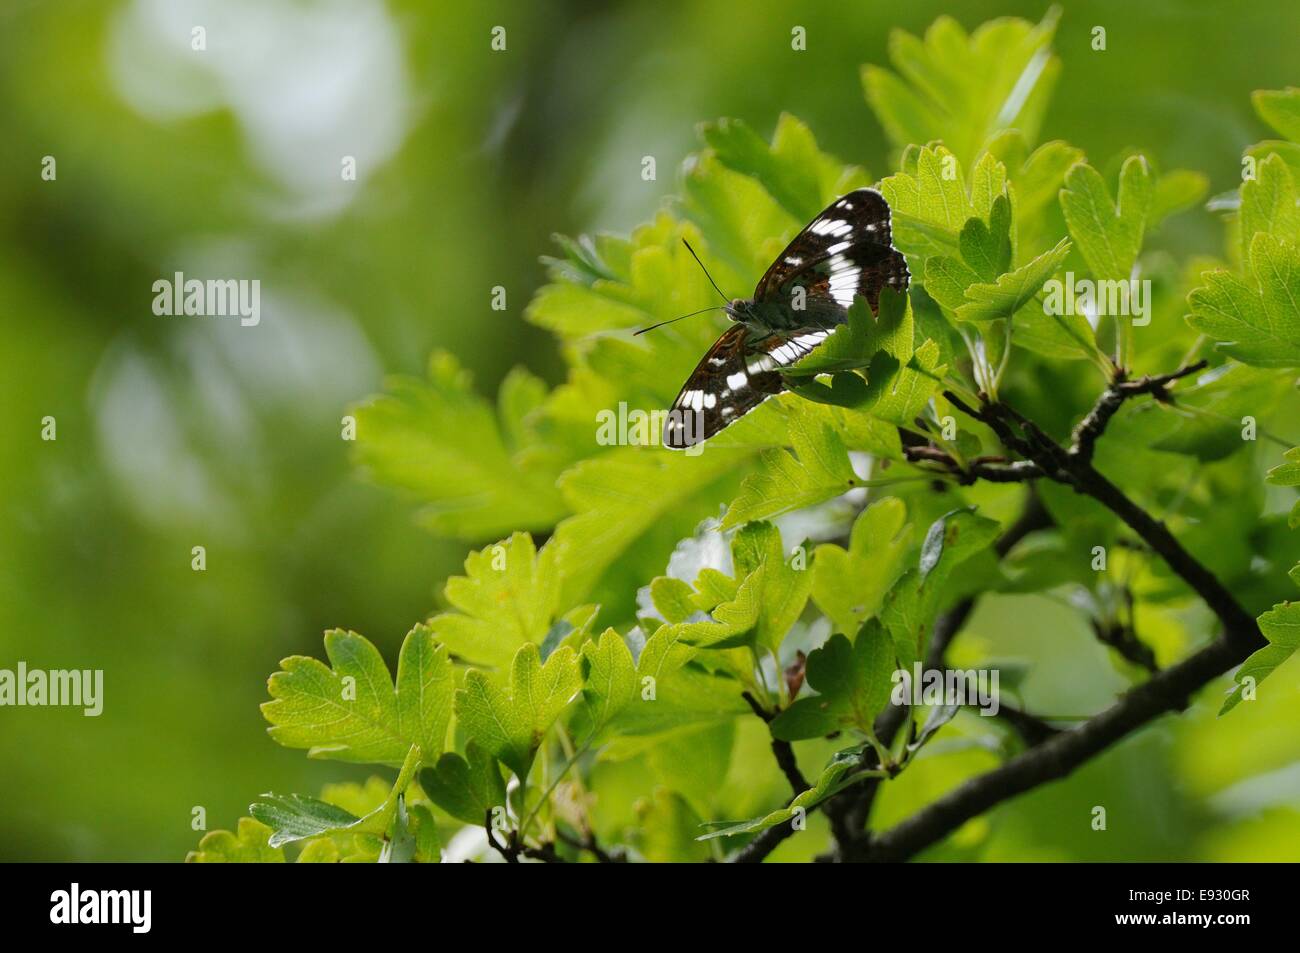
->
<box><xmin>419</xmin><ymin>743</ymin><xmax>509</xmax><ymax>826</ymax></box>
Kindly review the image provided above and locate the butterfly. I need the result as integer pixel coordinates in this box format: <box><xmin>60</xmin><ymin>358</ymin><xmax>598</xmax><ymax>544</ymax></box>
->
<box><xmin>656</xmin><ymin>188</ymin><xmax>908</xmax><ymax>450</ymax></box>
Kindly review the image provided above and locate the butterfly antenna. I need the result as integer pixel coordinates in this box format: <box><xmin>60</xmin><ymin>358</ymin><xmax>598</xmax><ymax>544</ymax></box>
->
<box><xmin>681</xmin><ymin>238</ymin><xmax>731</xmax><ymax>305</ymax></box>
<box><xmin>632</xmin><ymin>306</ymin><xmax>722</xmax><ymax>336</ymax></box>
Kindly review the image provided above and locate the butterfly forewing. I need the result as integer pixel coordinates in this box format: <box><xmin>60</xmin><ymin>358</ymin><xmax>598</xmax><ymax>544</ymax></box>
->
<box><xmin>754</xmin><ymin>188</ymin><xmax>908</xmax><ymax>318</ymax></box>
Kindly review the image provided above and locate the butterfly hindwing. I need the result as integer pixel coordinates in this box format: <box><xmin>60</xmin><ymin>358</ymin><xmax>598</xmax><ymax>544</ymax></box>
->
<box><xmin>753</xmin><ymin>187</ymin><xmax>909</xmax><ymax>318</ymax></box>
<box><xmin>663</xmin><ymin>325</ymin><xmax>833</xmax><ymax>449</ymax></box>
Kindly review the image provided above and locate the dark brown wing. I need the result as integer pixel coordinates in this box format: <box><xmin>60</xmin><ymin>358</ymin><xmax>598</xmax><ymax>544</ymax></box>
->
<box><xmin>663</xmin><ymin>324</ymin><xmax>834</xmax><ymax>450</ymax></box>
<box><xmin>753</xmin><ymin>188</ymin><xmax>909</xmax><ymax>316</ymax></box>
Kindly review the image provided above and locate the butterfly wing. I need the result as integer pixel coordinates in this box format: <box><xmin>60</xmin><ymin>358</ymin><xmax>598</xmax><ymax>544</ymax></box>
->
<box><xmin>662</xmin><ymin>324</ymin><xmax>834</xmax><ymax>449</ymax></box>
<box><xmin>753</xmin><ymin>188</ymin><xmax>909</xmax><ymax>320</ymax></box>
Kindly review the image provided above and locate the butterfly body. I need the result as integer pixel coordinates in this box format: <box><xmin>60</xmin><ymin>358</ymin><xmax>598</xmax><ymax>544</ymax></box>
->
<box><xmin>731</xmin><ymin>298</ymin><xmax>834</xmax><ymax>334</ymax></box>
<box><xmin>662</xmin><ymin>188</ymin><xmax>908</xmax><ymax>450</ymax></box>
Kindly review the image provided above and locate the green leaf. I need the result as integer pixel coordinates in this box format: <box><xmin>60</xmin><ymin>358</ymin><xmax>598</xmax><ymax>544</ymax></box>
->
<box><xmin>1149</xmin><ymin>168</ymin><xmax>1209</xmax><ymax>229</ymax></box>
<box><xmin>455</xmin><ymin>642</ymin><xmax>582</xmax><ymax>779</ymax></box>
<box><xmin>254</xmin><ymin>745</ymin><xmax>422</xmax><ymax>851</ymax></box>
<box><xmin>418</xmin><ymin>742</ymin><xmax>509</xmax><ymax>826</ymax></box>
<box><xmin>812</xmin><ymin>497</ymin><xmax>913</xmax><ymax>636</ymax></box>
<box><xmin>636</xmin><ymin>790</ymin><xmax>713</xmax><ymax>862</ymax></box>
<box><xmin>701</xmin><ymin>113</ymin><xmax>867</xmax><ymax>223</ymax></box>
<box><xmin>787</xmin><ymin>289</ymin><xmax>912</xmax><ymax>377</ymax></box>
<box><xmin>1014</xmin><ymin>140</ymin><xmax>1085</xmax><ymax>224</ymax></box>
<box><xmin>352</xmin><ymin>352</ymin><xmax>567</xmax><ymax>538</ymax></box>
<box><xmin>908</xmin><ymin>703</ymin><xmax>961</xmax><ymax>754</ymax></box>
<box><xmin>879</xmin><ymin>144</ymin><xmax>989</xmax><ymax>258</ymax></box>
<box><xmin>958</xmin><ymin>193</ymin><xmax>1014</xmax><ymax>282</ymax></box>
<box><xmin>1267</xmin><ymin>447</ymin><xmax>1300</xmax><ymax>486</ymax></box>
<box><xmin>248</xmin><ymin>794</ymin><xmax>362</xmax><ymax>849</ymax></box>
<box><xmin>649</xmin><ymin>576</ymin><xmax>701</xmax><ymax>624</ymax></box>
<box><xmin>859</xmin><ymin>339</ymin><xmax>947</xmax><ymax>426</ymax></box>
<box><xmin>1187</xmin><ymin>233</ymin><xmax>1300</xmax><ymax>368</ymax></box>
<box><xmin>262</xmin><ymin>625</ymin><xmax>453</xmax><ymax>765</ymax></box>
<box><xmin>930</xmin><ymin>232</ymin><xmax>1095</xmax><ymax>361</ymax></box>
<box><xmin>925</xmin><ymin>255</ymin><xmax>982</xmax><ymax>312</ymax></box>
<box><xmin>881</xmin><ymin>508</ymin><xmax>1000</xmax><ymax>665</ymax></box>
<box><xmin>1253</xmin><ymin>87</ymin><xmax>1300</xmax><ymax>143</ymax></box>
<box><xmin>186</xmin><ymin>818</ymin><xmax>284</xmax><ymax>863</ymax></box>
<box><xmin>1060</xmin><ymin>157</ymin><xmax>1153</xmax><ymax>283</ymax></box>
<box><xmin>697</xmin><ymin>754</ymin><xmax>859</xmax><ymax>840</ymax></box>
<box><xmin>405</xmin><ymin>803</ymin><xmax>442</xmax><ymax>864</ymax></box>
<box><xmin>967</xmin><ymin>151</ymin><xmax>1011</xmax><ymax>222</ymax></box>
<box><xmin>533</xmin><ymin>216</ymin><xmax>732</xmax><ymax>345</ymax></box>
<box><xmin>644</xmin><ymin>523</ymin><xmax>810</xmax><ymax>655</ymax></box>
<box><xmin>863</xmin><ymin>11</ymin><xmax>1060</xmax><ymax>170</ymax></box>
<box><xmin>538</xmin><ymin>231</ymin><xmax>618</xmax><ymax>287</ymax></box>
<box><xmin>672</xmin><ymin>567</ymin><xmax>765</xmax><ymax>650</ymax></box>
<box><xmin>770</xmin><ymin>621</ymin><xmax>897</xmax><ymax>742</ymax></box>
<box><xmin>1240</xmin><ymin>154</ymin><xmax>1300</xmax><ymax>265</ymax></box>
<box><xmin>294</xmin><ymin>839</ymin><xmax>340</xmax><ymax>863</ymax></box>
<box><xmin>427</xmin><ymin>531</ymin><xmax>560</xmax><ymax>669</ymax></box>
<box><xmin>787</xmin><ymin>372</ymin><xmax>873</xmax><ymax>409</ymax></box>
<box><xmin>551</xmin><ymin>447</ymin><xmax>752</xmax><ymax>606</ymax></box>
<box><xmin>723</xmin><ymin>403</ymin><xmax>860</xmax><ymax>528</ymax></box>
<box><xmin>310</xmin><ymin>776</ymin><xmax>412</xmax><ymax>862</ymax></box>
<box><xmin>580</xmin><ymin>628</ymin><xmax>638</xmax><ymax>734</ymax></box>
<box><xmin>730</xmin><ymin>521</ymin><xmax>813</xmax><ymax>652</ymax></box>
<box><xmin>1221</xmin><ymin>602</ymin><xmax>1300</xmax><ymax>714</ymax></box>
<box><xmin>609</xmin><ymin>623</ymin><xmax>750</xmax><ymax>735</ymax></box>
<box><xmin>955</xmin><ymin>237</ymin><xmax>1072</xmax><ymax>323</ymax></box>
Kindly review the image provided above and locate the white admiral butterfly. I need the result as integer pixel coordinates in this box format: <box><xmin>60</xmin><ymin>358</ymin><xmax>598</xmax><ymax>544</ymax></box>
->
<box><xmin>655</xmin><ymin>188</ymin><xmax>908</xmax><ymax>450</ymax></box>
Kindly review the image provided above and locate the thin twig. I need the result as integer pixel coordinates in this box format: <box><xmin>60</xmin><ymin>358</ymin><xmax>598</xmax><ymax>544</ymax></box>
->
<box><xmin>742</xmin><ymin>690</ymin><xmax>811</xmax><ymax>795</ymax></box>
<box><xmin>990</xmin><ymin>701</ymin><xmax>1063</xmax><ymax>747</ymax></box>
<box><xmin>1071</xmin><ymin>361</ymin><xmax>1207</xmax><ymax>463</ymax></box>
<box><xmin>556</xmin><ymin>828</ymin><xmax>625</xmax><ymax>863</ymax></box>
<box><xmin>1091</xmin><ymin>617</ymin><xmax>1160</xmax><ymax>674</ymax></box>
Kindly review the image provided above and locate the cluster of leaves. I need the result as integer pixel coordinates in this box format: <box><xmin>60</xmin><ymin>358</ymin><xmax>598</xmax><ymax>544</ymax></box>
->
<box><xmin>191</xmin><ymin>12</ymin><xmax>1300</xmax><ymax>862</ymax></box>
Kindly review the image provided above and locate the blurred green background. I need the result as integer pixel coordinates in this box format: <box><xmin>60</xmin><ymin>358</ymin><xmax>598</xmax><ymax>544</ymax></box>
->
<box><xmin>1</xmin><ymin>0</ymin><xmax>1298</xmax><ymax>861</ymax></box>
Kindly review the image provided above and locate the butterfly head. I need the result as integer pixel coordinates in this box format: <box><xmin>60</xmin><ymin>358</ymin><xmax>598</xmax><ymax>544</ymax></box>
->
<box><xmin>725</xmin><ymin>298</ymin><xmax>751</xmax><ymax>321</ymax></box>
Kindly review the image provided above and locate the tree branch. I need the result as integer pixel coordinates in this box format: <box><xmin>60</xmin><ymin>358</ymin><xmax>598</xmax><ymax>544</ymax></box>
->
<box><xmin>735</xmin><ymin>361</ymin><xmax>1262</xmax><ymax>862</ymax></box>
<box><xmin>855</xmin><ymin>636</ymin><xmax>1244</xmax><ymax>862</ymax></box>
<box><xmin>824</xmin><ymin>367</ymin><xmax>1264</xmax><ymax>862</ymax></box>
